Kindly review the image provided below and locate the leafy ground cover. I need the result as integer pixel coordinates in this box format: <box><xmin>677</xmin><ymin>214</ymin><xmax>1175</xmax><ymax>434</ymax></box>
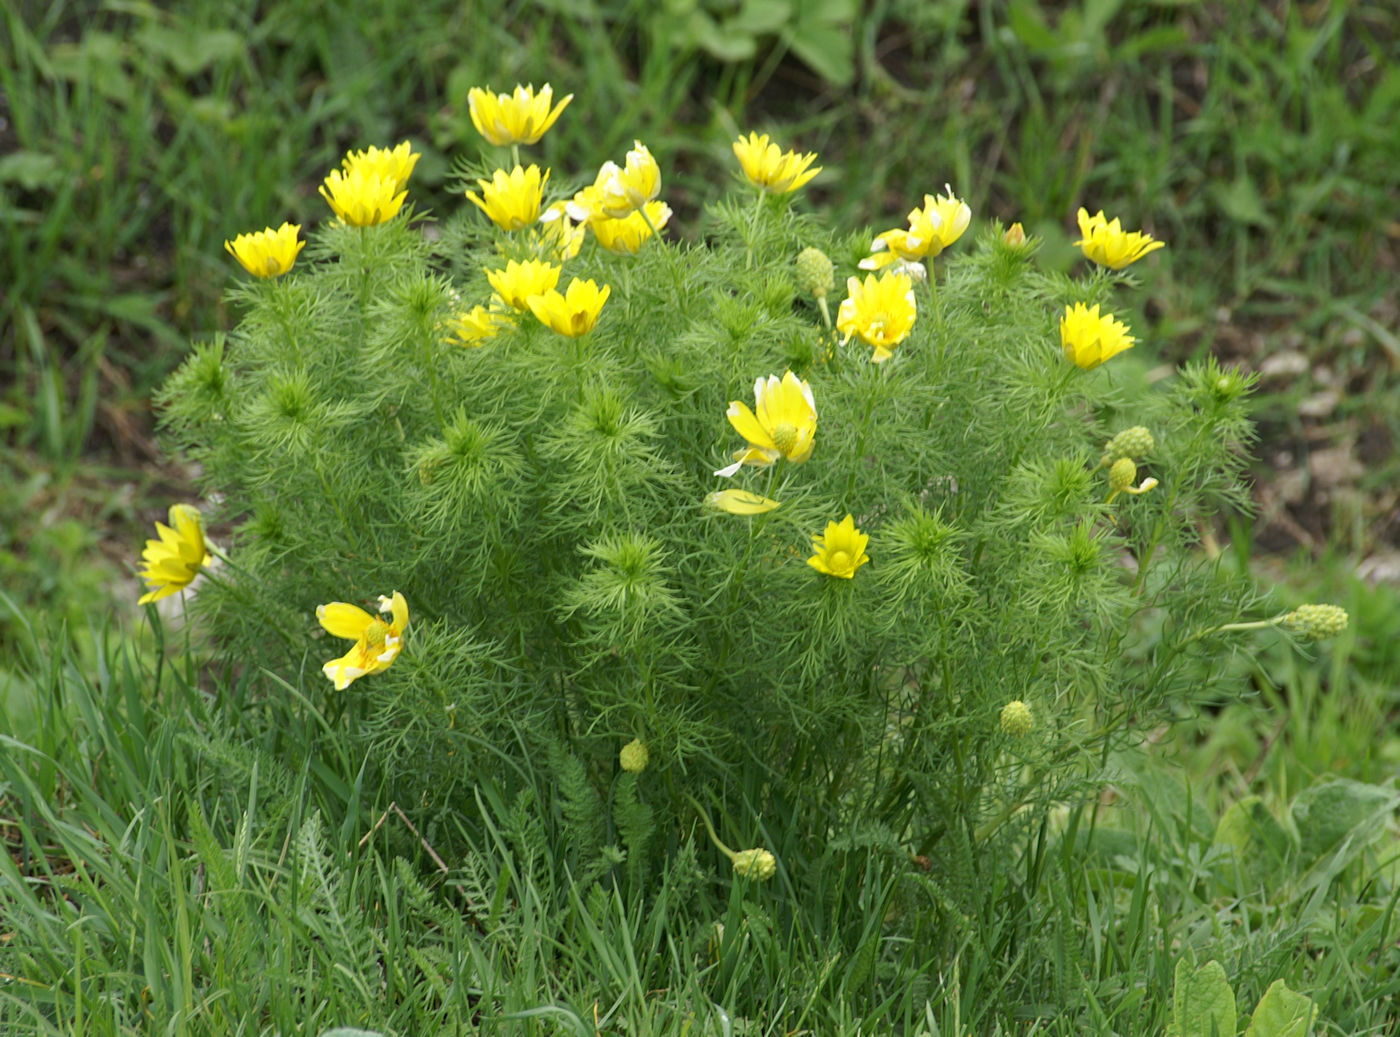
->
<box><xmin>2</xmin><ymin>0</ymin><xmax>1398</xmax><ymax>1033</ymax></box>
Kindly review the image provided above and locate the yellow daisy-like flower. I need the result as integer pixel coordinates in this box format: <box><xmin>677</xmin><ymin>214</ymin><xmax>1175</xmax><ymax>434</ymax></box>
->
<box><xmin>485</xmin><ymin>259</ymin><xmax>562</xmax><ymax>311</ymax></box>
<box><xmin>317</xmin><ymin>591</ymin><xmax>409</xmax><ymax>691</ymax></box>
<box><xmin>1074</xmin><ymin>208</ymin><xmax>1165</xmax><ymax>269</ymax></box>
<box><xmin>468</xmin><ymin>83</ymin><xmax>573</xmax><ymax>147</ymax></box>
<box><xmin>319</xmin><ymin>166</ymin><xmax>407</xmax><ymax>227</ymax></box>
<box><xmin>1060</xmin><ymin>302</ymin><xmax>1136</xmax><ymax>370</ymax></box>
<box><xmin>534</xmin><ymin>201</ymin><xmax>586</xmax><ymax>260</ymax></box>
<box><xmin>342</xmin><ymin>140</ymin><xmax>419</xmax><ymax>192</ymax></box>
<box><xmin>445</xmin><ymin>302</ymin><xmax>516</xmax><ymax>347</ymax></box>
<box><xmin>836</xmin><ymin>272</ymin><xmax>918</xmax><ymax>363</ymax></box>
<box><xmin>860</xmin><ymin>185</ymin><xmax>971</xmax><ymax>271</ymax></box>
<box><xmin>599</xmin><ymin>141</ymin><xmax>661</xmax><ymax>218</ymax></box>
<box><xmin>590</xmin><ymin>201</ymin><xmax>672</xmax><ymax>254</ymax></box>
<box><xmin>715</xmin><ymin>370</ymin><xmax>817</xmax><ymax>478</ymax></box>
<box><xmin>526</xmin><ymin>277</ymin><xmax>610</xmax><ymax>337</ymax></box>
<box><xmin>466</xmin><ymin>164</ymin><xmax>548</xmax><ymax>231</ymax></box>
<box><xmin>561</xmin><ymin>165</ymin><xmax>613</xmax><ymax>225</ymax></box>
<box><xmin>732</xmin><ymin>132</ymin><xmax>821</xmax><ymax>194</ymax></box>
<box><xmin>807</xmin><ymin>514</ymin><xmax>870</xmax><ymax>579</ymax></box>
<box><xmin>224</xmin><ymin>222</ymin><xmax>304</xmax><ymax>278</ymax></box>
<box><xmin>137</xmin><ymin>504</ymin><xmax>210</xmax><ymax>604</ymax></box>
<box><xmin>703</xmin><ymin>489</ymin><xmax>781</xmax><ymax>515</ymax></box>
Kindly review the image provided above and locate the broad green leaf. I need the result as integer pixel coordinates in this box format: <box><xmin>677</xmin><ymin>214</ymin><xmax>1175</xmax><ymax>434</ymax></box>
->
<box><xmin>1169</xmin><ymin>959</ymin><xmax>1236</xmax><ymax>1037</ymax></box>
<box><xmin>1244</xmin><ymin>980</ymin><xmax>1316</xmax><ymax>1037</ymax></box>
<box><xmin>1213</xmin><ymin>795</ymin><xmax>1291</xmax><ymax>881</ymax></box>
<box><xmin>1290</xmin><ymin>778</ymin><xmax>1398</xmax><ymax>862</ymax></box>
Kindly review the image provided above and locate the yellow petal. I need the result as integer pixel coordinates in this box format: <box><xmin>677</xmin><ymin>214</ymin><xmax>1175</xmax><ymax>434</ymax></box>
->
<box><xmin>317</xmin><ymin>602</ymin><xmax>375</xmax><ymax>640</ymax></box>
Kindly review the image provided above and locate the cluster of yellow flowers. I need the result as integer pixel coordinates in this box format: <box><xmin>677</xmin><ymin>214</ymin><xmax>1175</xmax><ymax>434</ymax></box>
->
<box><xmin>196</xmin><ymin>82</ymin><xmax>1189</xmax><ymax>689</ymax></box>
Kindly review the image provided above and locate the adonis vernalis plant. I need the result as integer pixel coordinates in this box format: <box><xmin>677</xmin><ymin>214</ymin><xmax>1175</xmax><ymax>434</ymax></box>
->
<box><xmin>153</xmin><ymin>95</ymin><xmax>1345</xmax><ymax>1019</ymax></box>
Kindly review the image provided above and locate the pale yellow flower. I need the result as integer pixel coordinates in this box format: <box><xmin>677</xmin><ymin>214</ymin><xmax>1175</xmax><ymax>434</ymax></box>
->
<box><xmin>1060</xmin><ymin>302</ymin><xmax>1135</xmax><ymax>369</ymax></box>
<box><xmin>445</xmin><ymin>303</ymin><xmax>516</xmax><ymax>347</ymax></box>
<box><xmin>468</xmin><ymin>83</ymin><xmax>573</xmax><ymax>146</ymax></box>
<box><xmin>318</xmin><ymin>592</ymin><xmax>409</xmax><ymax>691</ymax></box>
<box><xmin>598</xmin><ymin>141</ymin><xmax>661</xmax><ymax>218</ymax></box>
<box><xmin>466</xmin><ymin>164</ymin><xmax>548</xmax><ymax>231</ymax></box>
<box><xmin>704</xmin><ymin>489</ymin><xmax>781</xmax><ymax>515</ymax></box>
<box><xmin>715</xmin><ymin>371</ymin><xmax>817</xmax><ymax>478</ymax></box>
<box><xmin>590</xmin><ymin>201</ymin><xmax>672</xmax><ymax>253</ymax></box>
<box><xmin>485</xmin><ymin>259</ymin><xmax>562</xmax><ymax>311</ymax></box>
<box><xmin>1074</xmin><ymin>208</ymin><xmax>1165</xmax><ymax>269</ymax></box>
<box><xmin>342</xmin><ymin>140</ymin><xmax>419</xmax><ymax>192</ymax></box>
<box><xmin>836</xmin><ymin>272</ymin><xmax>917</xmax><ymax>363</ymax></box>
<box><xmin>807</xmin><ymin>514</ymin><xmax>870</xmax><ymax>579</ymax></box>
<box><xmin>526</xmin><ymin>277</ymin><xmax>610</xmax><ymax>337</ymax></box>
<box><xmin>534</xmin><ymin>201</ymin><xmax>586</xmax><ymax>260</ymax></box>
<box><xmin>319</xmin><ymin>166</ymin><xmax>407</xmax><ymax>227</ymax></box>
<box><xmin>860</xmin><ymin>185</ymin><xmax>970</xmax><ymax>271</ymax></box>
<box><xmin>137</xmin><ymin>504</ymin><xmax>210</xmax><ymax>604</ymax></box>
<box><xmin>562</xmin><ymin>165</ymin><xmax>613</xmax><ymax>225</ymax></box>
<box><xmin>224</xmin><ymin>222</ymin><xmax>304</xmax><ymax>278</ymax></box>
<box><xmin>732</xmin><ymin>132</ymin><xmax>821</xmax><ymax>194</ymax></box>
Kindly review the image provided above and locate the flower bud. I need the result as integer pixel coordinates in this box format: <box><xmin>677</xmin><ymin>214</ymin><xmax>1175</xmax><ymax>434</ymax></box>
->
<box><xmin>795</xmin><ymin>247</ymin><xmax>835</xmax><ymax>300</ymax></box>
<box><xmin>1102</xmin><ymin>426</ymin><xmax>1155</xmax><ymax>465</ymax></box>
<box><xmin>619</xmin><ymin>738</ymin><xmax>650</xmax><ymax>773</ymax></box>
<box><xmin>1000</xmin><ymin>699</ymin><xmax>1033</xmax><ymax>738</ymax></box>
<box><xmin>1281</xmin><ymin>604</ymin><xmax>1349</xmax><ymax>641</ymax></box>
<box><xmin>1003</xmin><ymin>222</ymin><xmax>1026</xmax><ymax>247</ymax></box>
<box><xmin>1108</xmin><ymin>457</ymin><xmax>1137</xmax><ymax>495</ymax></box>
<box><xmin>732</xmin><ymin>848</ymin><xmax>777</xmax><ymax>881</ymax></box>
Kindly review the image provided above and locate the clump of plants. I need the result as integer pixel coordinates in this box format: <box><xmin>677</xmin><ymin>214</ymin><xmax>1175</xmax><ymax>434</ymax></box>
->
<box><xmin>148</xmin><ymin>84</ymin><xmax>1346</xmax><ymax>1008</ymax></box>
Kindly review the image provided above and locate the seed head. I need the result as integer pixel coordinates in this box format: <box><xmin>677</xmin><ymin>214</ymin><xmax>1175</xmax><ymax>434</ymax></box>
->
<box><xmin>1281</xmin><ymin>604</ymin><xmax>1349</xmax><ymax>642</ymax></box>
<box><xmin>795</xmin><ymin>247</ymin><xmax>835</xmax><ymax>300</ymax></box>
<box><xmin>1000</xmin><ymin>700</ymin><xmax>1033</xmax><ymax>738</ymax></box>
<box><xmin>619</xmin><ymin>738</ymin><xmax>650</xmax><ymax>773</ymax></box>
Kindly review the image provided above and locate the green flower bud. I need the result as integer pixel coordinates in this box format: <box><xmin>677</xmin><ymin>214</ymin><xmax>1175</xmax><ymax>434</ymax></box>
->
<box><xmin>619</xmin><ymin>738</ymin><xmax>650</xmax><ymax>773</ymax></box>
<box><xmin>1000</xmin><ymin>699</ymin><xmax>1033</xmax><ymax>738</ymax></box>
<box><xmin>795</xmin><ymin>247</ymin><xmax>835</xmax><ymax>300</ymax></box>
<box><xmin>1108</xmin><ymin>457</ymin><xmax>1137</xmax><ymax>495</ymax></box>
<box><xmin>1102</xmin><ymin>426</ymin><xmax>1154</xmax><ymax>465</ymax></box>
<box><xmin>1281</xmin><ymin>604</ymin><xmax>1349</xmax><ymax>641</ymax></box>
<box><xmin>732</xmin><ymin>847</ymin><xmax>777</xmax><ymax>881</ymax></box>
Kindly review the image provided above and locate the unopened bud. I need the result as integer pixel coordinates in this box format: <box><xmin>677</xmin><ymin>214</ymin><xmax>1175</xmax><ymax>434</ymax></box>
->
<box><xmin>1108</xmin><ymin>457</ymin><xmax>1137</xmax><ymax>495</ymax></box>
<box><xmin>1281</xmin><ymin>604</ymin><xmax>1349</xmax><ymax>641</ymax></box>
<box><xmin>1000</xmin><ymin>700</ymin><xmax>1033</xmax><ymax>738</ymax></box>
<box><xmin>1003</xmin><ymin>222</ymin><xmax>1026</xmax><ymax>247</ymax></box>
<box><xmin>1102</xmin><ymin>426</ymin><xmax>1154</xmax><ymax>465</ymax></box>
<box><xmin>732</xmin><ymin>848</ymin><xmax>777</xmax><ymax>881</ymax></box>
<box><xmin>619</xmin><ymin>738</ymin><xmax>650</xmax><ymax>773</ymax></box>
<box><xmin>795</xmin><ymin>247</ymin><xmax>835</xmax><ymax>300</ymax></box>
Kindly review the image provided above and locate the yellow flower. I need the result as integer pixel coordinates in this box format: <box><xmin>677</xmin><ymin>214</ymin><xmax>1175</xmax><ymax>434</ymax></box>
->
<box><xmin>342</xmin><ymin>140</ymin><xmax>419</xmax><ymax>192</ymax></box>
<box><xmin>1060</xmin><ymin>302</ymin><xmax>1135</xmax><ymax>369</ymax></box>
<box><xmin>807</xmin><ymin>514</ymin><xmax>870</xmax><ymax>579</ymax></box>
<box><xmin>715</xmin><ymin>370</ymin><xmax>817</xmax><ymax>478</ymax></box>
<box><xmin>138</xmin><ymin>504</ymin><xmax>210</xmax><ymax>604</ymax></box>
<box><xmin>526</xmin><ymin>277</ymin><xmax>610</xmax><ymax>337</ymax></box>
<box><xmin>445</xmin><ymin>303</ymin><xmax>516</xmax><ymax>347</ymax></box>
<box><xmin>317</xmin><ymin>591</ymin><xmax>409</xmax><ymax>691</ymax></box>
<box><xmin>860</xmin><ymin>185</ymin><xmax>971</xmax><ymax>271</ymax></box>
<box><xmin>599</xmin><ymin>141</ymin><xmax>661</xmax><ymax>218</ymax></box>
<box><xmin>468</xmin><ymin>83</ymin><xmax>573</xmax><ymax>146</ymax></box>
<box><xmin>466</xmin><ymin>164</ymin><xmax>548</xmax><ymax>231</ymax></box>
<box><xmin>485</xmin><ymin>259</ymin><xmax>561</xmax><ymax>311</ymax></box>
<box><xmin>590</xmin><ymin>201</ymin><xmax>672</xmax><ymax>253</ymax></box>
<box><xmin>319</xmin><ymin>166</ymin><xmax>407</xmax><ymax>227</ymax></box>
<box><xmin>535</xmin><ymin>202</ymin><xmax>586</xmax><ymax>260</ymax></box>
<box><xmin>562</xmin><ymin>165</ymin><xmax>613</xmax><ymax>225</ymax></box>
<box><xmin>704</xmin><ymin>489</ymin><xmax>781</xmax><ymax>515</ymax></box>
<box><xmin>224</xmin><ymin>222</ymin><xmax>304</xmax><ymax>278</ymax></box>
<box><xmin>836</xmin><ymin>272</ymin><xmax>917</xmax><ymax>363</ymax></box>
<box><xmin>1074</xmin><ymin>208</ymin><xmax>1165</xmax><ymax>269</ymax></box>
<box><xmin>732</xmin><ymin>132</ymin><xmax>821</xmax><ymax>194</ymax></box>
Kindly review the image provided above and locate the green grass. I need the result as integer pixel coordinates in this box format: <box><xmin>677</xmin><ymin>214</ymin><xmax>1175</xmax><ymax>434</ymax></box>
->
<box><xmin>2</xmin><ymin>0</ymin><xmax>1398</xmax><ymax>1032</ymax></box>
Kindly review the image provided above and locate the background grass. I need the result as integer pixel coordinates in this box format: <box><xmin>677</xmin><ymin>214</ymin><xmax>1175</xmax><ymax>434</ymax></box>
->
<box><xmin>2</xmin><ymin>0</ymin><xmax>1398</xmax><ymax>1032</ymax></box>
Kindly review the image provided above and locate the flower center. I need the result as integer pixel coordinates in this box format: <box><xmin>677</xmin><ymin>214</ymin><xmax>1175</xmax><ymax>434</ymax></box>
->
<box><xmin>829</xmin><ymin>550</ymin><xmax>850</xmax><ymax>572</ymax></box>
<box><xmin>771</xmin><ymin>422</ymin><xmax>799</xmax><ymax>455</ymax></box>
<box><xmin>364</xmin><ymin>619</ymin><xmax>391</xmax><ymax>649</ymax></box>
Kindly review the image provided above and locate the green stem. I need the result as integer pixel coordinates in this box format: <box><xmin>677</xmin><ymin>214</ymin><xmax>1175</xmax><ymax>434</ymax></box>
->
<box><xmin>684</xmin><ymin>793</ymin><xmax>737</xmax><ymax>861</ymax></box>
